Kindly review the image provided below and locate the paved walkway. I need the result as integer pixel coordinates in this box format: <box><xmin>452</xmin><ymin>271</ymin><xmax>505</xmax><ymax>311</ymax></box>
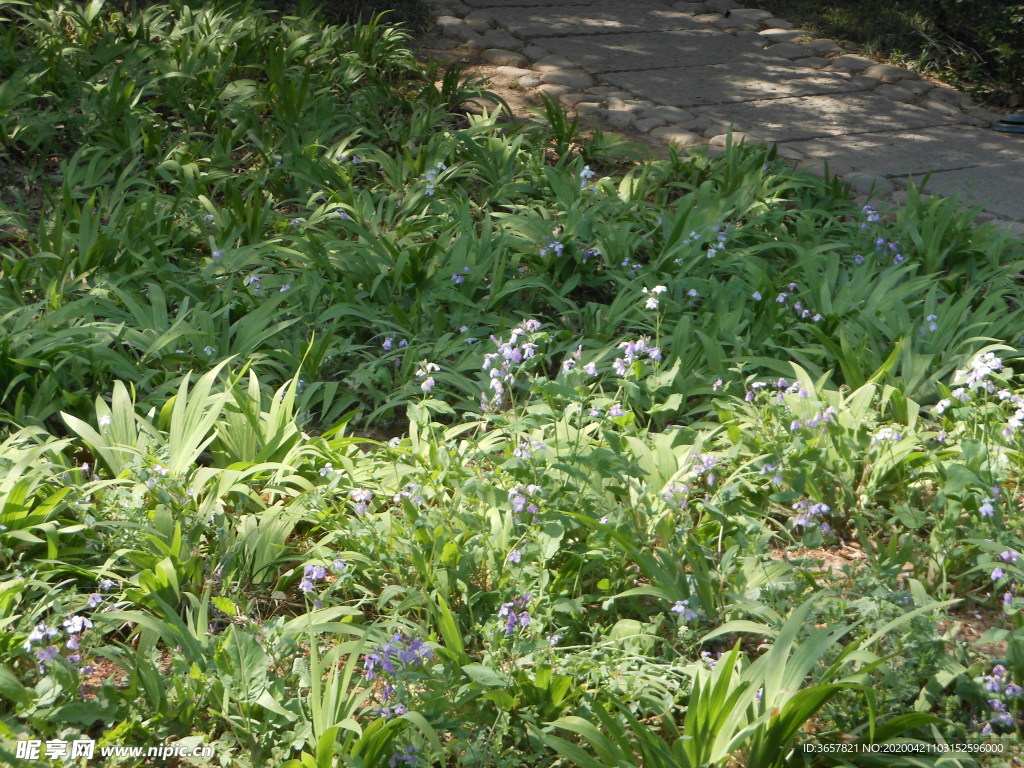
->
<box><xmin>426</xmin><ymin>0</ymin><xmax>1024</xmax><ymax>231</ymax></box>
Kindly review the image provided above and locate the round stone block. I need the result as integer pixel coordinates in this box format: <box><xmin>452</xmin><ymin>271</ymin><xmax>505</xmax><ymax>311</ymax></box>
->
<box><xmin>482</xmin><ymin>50</ymin><xmax>528</xmax><ymax>67</ymax></box>
<box><xmin>540</xmin><ymin>70</ymin><xmax>595</xmax><ymax>89</ymax></box>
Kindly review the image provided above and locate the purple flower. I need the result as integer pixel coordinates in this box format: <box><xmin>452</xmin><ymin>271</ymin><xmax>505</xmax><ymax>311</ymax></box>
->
<box><xmin>671</xmin><ymin>600</ymin><xmax>698</xmax><ymax>621</ymax></box>
<box><xmin>63</xmin><ymin>616</ymin><xmax>92</xmax><ymax>635</ymax></box>
<box><xmin>507</xmin><ymin>549</ymin><xmax>522</xmax><ymax>564</ymax></box>
<box><xmin>305</xmin><ymin>564</ymin><xmax>327</xmax><ymax>582</ymax></box>
<box><xmin>497</xmin><ymin>594</ymin><xmax>532</xmax><ymax>635</ymax></box>
<box><xmin>389</xmin><ymin>745</ymin><xmax>418</xmax><ymax>767</ymax></box>
<box><xmin>87</xmin><ymin>593</ymin><xmax>103</xmax><ymax>609</ymax></box>
<box><xmin>364</xmin><ymin>633</ymin><xmax>433</xmax><ymax>680</ymax></box>
<box><xmin>351</xmin><ymin>488</ymin><xmax>373</xmax><ymax>514</ymax></box>
<box><xmin>992</xmin><ymin>567</ymin><xmax>1006</xmax><ymax>581</ymax></box>
<box><xmin>37</xmin><ymin>646</ymin><xmax>59</xmax><ymax>662</ymax></box>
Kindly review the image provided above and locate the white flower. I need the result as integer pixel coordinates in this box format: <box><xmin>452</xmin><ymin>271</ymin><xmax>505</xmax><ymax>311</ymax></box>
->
<box><xmin>641</xmin><ymin>285</ymin><xmax>666</xmax><ymax>310</ymax></box>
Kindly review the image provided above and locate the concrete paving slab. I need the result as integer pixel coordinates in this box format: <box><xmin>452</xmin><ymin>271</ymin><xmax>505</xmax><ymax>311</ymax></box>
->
<box><xmin>538</xmin><ymin>29</ymin><xmax>759</xmax><ymax>73</ymax></box>
<box><xmin>485</xmin><ymin>3</ymin><xmax>706</xmax><ymax>38</ymax></box>
<box><xmin>601</xmin><ymin>60</ymin><xmax>860</xmax><ymax>107</ymax></box>
<box><xmin>907</xmin><ymin>166</ymin><xmax>1024</xmax><ymax>221</ymax></box>
<box><xmin>702</xmin><ymin>93</ymin><xmax>958</xmax><ymax>141</ymax></box>
<box><xmin>451</xmin><ymin>0</ymin><xmax>1024</xmax><ymax>224</ymax></box>
<box><xmin>782</xmin><ymin>125</ymin><xmax>1023</xmax><ymax>178</ymax></box>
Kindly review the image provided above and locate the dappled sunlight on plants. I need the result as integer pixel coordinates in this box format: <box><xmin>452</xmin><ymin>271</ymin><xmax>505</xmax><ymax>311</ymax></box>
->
<box><xmin>2</xmin><ymin>0</ymin><xmax>1024</xmax><ymax>766</ymax></box>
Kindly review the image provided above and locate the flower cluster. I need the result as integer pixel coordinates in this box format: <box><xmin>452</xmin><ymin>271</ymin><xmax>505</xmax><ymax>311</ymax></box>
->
<box><xmin>423</xmin><ymin>161</ymin><xmax>446</xmax><ymax>196</ymax></box>
<box><xmin>298</xmin><ymin>559</ymin><xmax>346</xmax><ymax>606</ymax></box>
<box><xmin>744</xmin><ymin>377</ymin><xmax>809</xmax><ymax>403</ymax></box>
<box><xmin>498</xmin><ymin>594</ymin><xmax>531</xmax><ymax>635</ymax></box>
<box><xmin>23</xmin><ymin>622</ymin><xmax>59</xmax><ymax>659</ymax></box>
<box><xmin>299</xmin><ymin>564</ymin><xmax>327</xmax><ymax>594</ymax></box>
<box><xmin>562</xmin><ymin>350</ymin><xmax>597</xmax><ymax>377</ymax></box>
<box><xmin>540</xmin><ymin>237</ymin><xmax>565</xmax><ymax>258</ymax></box>
<box><xmin>954</xmin><ymin>351</ymin><xmax>1003</xmax><ymax>393</ymax></box>
<box><xmin>758</xmin><ymin>462</ymin><xmax>784</xmax><ymax>487</ymax></box>
<box><xmin>393</xmin><ymin>483</ymin><xmax>425</xmax><ymax>506</ymax></box>
<box><xmin>789</xmin><ymin>406</ymin><xmax>837</xmax><ymax>433</ymax></box>
<box><xmin>416</xmin><ymin>361</ymin><xmax>439</xmax><ymax>393</ymax></box>
<box><xmin>509</xmin><ymin>484</ymin><xmax>542</xmax><ymax>523</ymax></box>
<box><xmin>772</xmin><ymin>283</ymin><xmax>822</xmax><ymax>322</ymax></box>
<box><xmin>363</xmin><ymin>633</ymin><xmax>434</xmax><ymax>718</ymax></box>
<box><xmin>661</xmin><ymin>482</ymin><xmax>690</xmax><ymax>509</ymax></box>
<box><xmin>999</xmin><ymin>390</ymin><xmax>1024</xmax><ymax>438</ymax></box>
<box><xmin>705</xmin><ymin>225</ymin><xmax>728</xmax><ymax>258</ymax></box>
<box><xmin>870</xmin><ymin>426</ymin><xmax>903</xmax><ymax>445</ymax></box>
<box><xmin>671</xmin><ymin>599</ymin><xmax>697</xmax><ymax>621</ymax></box>
<box><xmin>619</xmin><ymin>255</ymin><xmax>643</xmax><ymax>275</ymax></box>
<box><xmin>860</xmin><ymin>204</ymin><xmax>881</xmax><ymax>229</ymax></box>
<box><xmin>612</xmin><ymin>337</ymin><xmax>660</xmax><ymax>377</ymax></box>
<box><xmin>792</xmin><ymin>499</ymin><xmax>832</xmax><ymax>532</ymax></box>
<box><xmin>507</xmin><ymin>437</ymin><xmax>540</xmax><ymax>458</ymax></box>
<box><xmin>350</xmin><ymin>488</ymin><xmax>373</xmax><ymax>514</ymax></box>
<box><xmin>689</xmin><ymin>453</ymin><xmax>719</xmax><ymax>486</ymax></box>
<box><xmin>980</xmin><ymin>664</ymin><xmax>1020</xmax><ymax>733</ymax></box>
<box><xmin>979</xmin><ymin>496</ymin><xmax>996</xmax><ymax>518</ymax></box>
<box><xmin>642</xmin><ymin>284</ymin><xmax>667</xmax><ymax>310</ymax></box>
<box><xmin>389</xmin><ymin>746</ymin><xmax>418</xmax><ymax>767</ymax></box>
<box><xmin>25</xmin><ymin>612</ymin><xmax>95</xmax><ymax>674</ymax></box>
<box><xmin>364</xmin><ymin>633</ymin><xmax>434</xmax><ymax>682</ymax></box>
<box><xmin>874</xmin><ymin>236</ymin><xmax>904</xmax><ymax>264</ymax></box>
<box><xmin>480</xmin><ymin>319</ymin><xmax>544</xmax><ymax>412</ymax></box>
<box><xmin>579</xmin><ymin>164</ymin><xmax>596</xmax><ymax>189</ymax></box>
<box><xmin>673</xmin><ymin>230</ymin><xmax>701</xmax><ymax>257</ymax></box>
<box><xmin>382</xmin><ymin>333</ymin><xmax>409</xmax><ymax>352</ymax></box>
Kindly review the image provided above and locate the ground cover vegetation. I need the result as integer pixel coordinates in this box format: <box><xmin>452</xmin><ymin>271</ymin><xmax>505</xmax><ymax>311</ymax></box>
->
<box><xmin>2</xmin><ymin>0</ymin><xmax>1024</xmax><ymax>765</ymax></box>
<box><xmin>736</xmin><ymin>0</ymin><xmax>1024</xmax><ymax>109</ymax></box>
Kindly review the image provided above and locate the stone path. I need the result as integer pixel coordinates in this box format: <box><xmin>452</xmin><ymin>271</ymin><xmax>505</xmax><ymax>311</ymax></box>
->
<box><xmin>426</xmin><ymin>0</ymin><xmax>1024</xmax><ymax>231</ymax></box>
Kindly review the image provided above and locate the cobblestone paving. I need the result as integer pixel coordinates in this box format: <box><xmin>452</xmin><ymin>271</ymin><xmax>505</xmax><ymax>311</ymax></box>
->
<box><xmin>430</xmin><ymin>0</ymin><xmax>1024</xmax><ymax>231</ymax></box>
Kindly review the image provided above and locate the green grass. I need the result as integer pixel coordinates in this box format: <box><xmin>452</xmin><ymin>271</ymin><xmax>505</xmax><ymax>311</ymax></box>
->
<box><xmin>2</xmin><ymin>1</ymin><xmax>1024</xmax><ymax>766</ymax></box>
